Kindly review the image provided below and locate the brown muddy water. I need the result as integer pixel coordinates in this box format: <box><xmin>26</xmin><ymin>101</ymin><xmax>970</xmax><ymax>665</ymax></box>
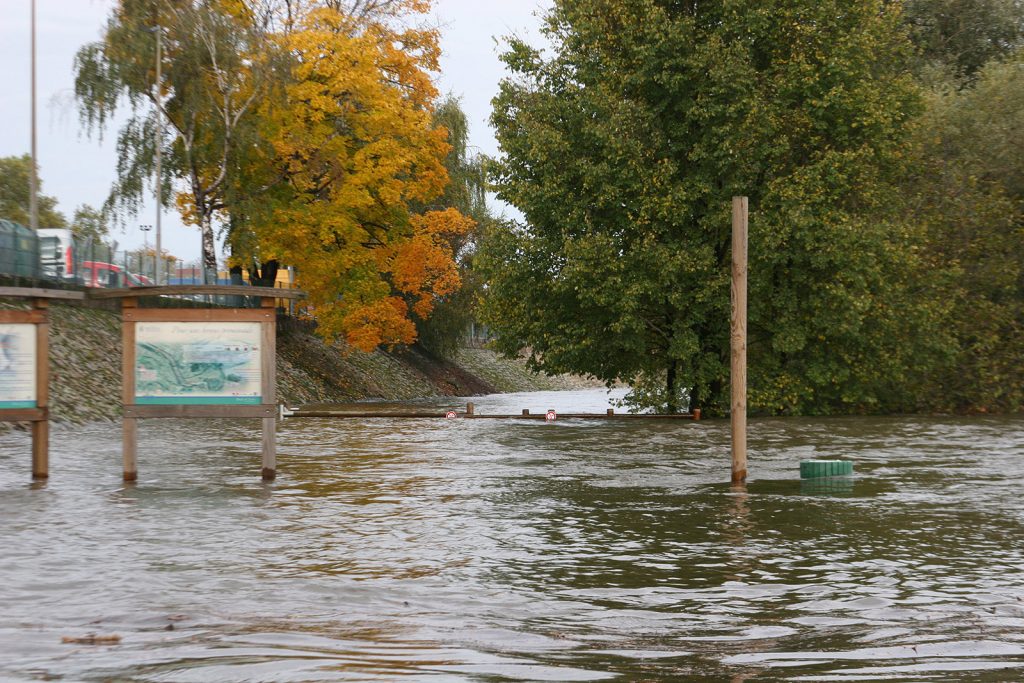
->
<box><xmin>1</xmin><ymin>389</ymin><xmax>1023</xmax><ymax>682</ymax></box>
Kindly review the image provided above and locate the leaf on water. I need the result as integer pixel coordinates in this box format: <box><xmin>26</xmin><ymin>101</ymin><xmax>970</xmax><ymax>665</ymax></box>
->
<box><xmin>61</xmin><ymin>634</ymin><xmax>122</xmax><ymax>645</ymax></box>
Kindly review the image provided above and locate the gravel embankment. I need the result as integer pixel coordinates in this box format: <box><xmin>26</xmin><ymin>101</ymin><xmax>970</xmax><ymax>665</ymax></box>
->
<box><xmin>3</xmin><ymin>301</ymin><xmax>591</xmax><ymax>426</ymax></box>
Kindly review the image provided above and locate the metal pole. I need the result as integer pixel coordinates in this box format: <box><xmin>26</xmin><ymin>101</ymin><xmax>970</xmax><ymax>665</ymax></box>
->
<box><xmin>154</xmin><ymin>27</ymin><xmax>163</xmax><ymax>285</ymax></box>
<box><xmin>731</xmin><ymin>196</ymin><xmax>748</xmax><ymax>484</ymax></box>
<box><xmin>29</xmin><ymin>0</ymin><xmax>38</xmax><ymax>231</ymax></box>
<box><xmin>139</xmin><ymin>224</ymin><xmax>152</xmax><ymax>281</ymax></box>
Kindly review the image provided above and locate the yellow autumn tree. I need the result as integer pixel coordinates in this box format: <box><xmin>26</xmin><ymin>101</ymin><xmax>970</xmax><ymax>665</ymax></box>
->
<box><xmin>241</xmin><ymin>1</ymin><xmax>472</xmax><ymax>351</ymax></box>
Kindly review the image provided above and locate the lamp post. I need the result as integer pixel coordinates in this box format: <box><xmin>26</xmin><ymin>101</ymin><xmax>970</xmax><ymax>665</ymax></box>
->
<box><xmin>140</xmin><ymin>224</ymin><xmax>152</xmax><ymax>279</ymax></box>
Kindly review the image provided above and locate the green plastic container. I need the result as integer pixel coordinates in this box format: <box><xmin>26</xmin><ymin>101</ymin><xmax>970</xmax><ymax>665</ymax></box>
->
<box><xmin>800</xmin><ymin>459</ymin><xmax>854</xmax><ymax>479</ymax></box>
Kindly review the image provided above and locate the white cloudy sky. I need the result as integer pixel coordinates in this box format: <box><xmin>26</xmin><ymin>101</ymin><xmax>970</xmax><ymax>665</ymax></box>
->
<box><xmin>0</xmin><ymin>0</ymin><xmax>548</xmax><ymax>261</ymax></box>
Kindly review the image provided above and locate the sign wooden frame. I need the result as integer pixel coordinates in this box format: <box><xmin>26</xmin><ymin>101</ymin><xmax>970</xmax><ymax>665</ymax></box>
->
<box><xmin>114</xmin><ymin>285</ymin><xmax>304</xmax><ymax>482</ymax></box>
<box><xmin>121</xmin><ymin>298</ymin><xmax>278</xmax><ymax>481</ymax></box>
<box><xmin>0</xmin><ymin>301</ymin><xmax>49</xmax><ymax>478</ymax></box>
<box><xmin>0</xmin><ymin>289</ymin><xmax>85</xmax><ymax>479</ymax></box>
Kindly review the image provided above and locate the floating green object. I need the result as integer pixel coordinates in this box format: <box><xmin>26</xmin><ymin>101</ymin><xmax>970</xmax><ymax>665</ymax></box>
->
<box><xmin>800</xmin><ymin>460</ymin><xmax>854</xmax><ymax>479</ymax></box>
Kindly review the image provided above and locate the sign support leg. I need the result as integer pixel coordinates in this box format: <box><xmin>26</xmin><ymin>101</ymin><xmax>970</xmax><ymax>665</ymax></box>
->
<box><xmin>123</xmin><ymin>417</ymin><xmax>138</xmax><ymax>481</ymax></box>
<box><xmin>122</xmin><ymin>298</ymin><xmax>138</xmax><ymax>481</ymax></box>
<box><xmin>261</xmin><ymin>297</ymin><xmax>277</xmax><ymax>480</ymax></box>
<box><xmin>31</xmin><ymin>419</ymin><xmax>48</xmax><ymax>479</ymax></box>
<box><xmin>32</xmin><ymin>299</ymin><xmax>49</xmax><ymax>479</ymax></box>
<box><xmin>261</xmin><ymin>417</ymin><xmax>276</xmax><ymax>481</ymax></box>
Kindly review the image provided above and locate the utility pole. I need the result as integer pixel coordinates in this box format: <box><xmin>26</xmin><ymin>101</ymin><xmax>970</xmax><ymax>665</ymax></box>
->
<box><xmin>29</xmin><ymin>0</ymin><xmax>38</xmax><ymax>231</ymax></box>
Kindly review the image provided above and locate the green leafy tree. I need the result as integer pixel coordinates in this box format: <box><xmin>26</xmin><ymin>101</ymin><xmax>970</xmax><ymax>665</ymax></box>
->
<box><xmin>0</xmin><ymin>155</ymin><xmax>67</xmax><ymax>228</ymax></box>
<box><xmin>483</xmin><ymin>0</ymin><xmax>946</xmax><ymax>414</ymax></box>
<box><xmin>71</xmin><ymin>204</ymin><xmax>110</xmax><ymax>243</ymax></box>
<box><xmin>903</xmin><ymin>0</ymin><xmax>1024</xmax><ymax>79</ymax></box>
<box><xmin>413</xmin><ymin>96</ymin><xmax>491</xmax><ymax>358</ymax></box>
<box><xmin>74</xmin><ymin>0</ymin><xmax>276</xmax><ymax>281</ymax></box>
<box><xmin>910</xmin><ymin>54</ymin><xmax>1024</xmax><ymax>411</ymax></box>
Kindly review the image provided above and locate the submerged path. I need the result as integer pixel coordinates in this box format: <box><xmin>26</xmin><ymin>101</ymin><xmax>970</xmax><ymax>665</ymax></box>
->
<box><xmin>1</xmin><ymin>389</ymin><xmax>1022</xmax><ymax>681</ymax></box>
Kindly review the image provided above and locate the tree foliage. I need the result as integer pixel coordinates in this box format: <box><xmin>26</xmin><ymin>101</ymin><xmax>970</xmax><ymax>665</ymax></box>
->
<box><xmin>412</xmin><ymin>96</ymin><xmax>490</xmax><ymax>358</ymax></box>
<box><xmin>75</xmin><ymin>0</ymin><xmax>473</xmax><ymax>352</ymax></box>
<box><xmin>483</xmin><ymin>0</ymin><xmax>945</xmax><ymax>414</ymax></box>
<box><xmin>903</xmin><ymin>0</ymin><xmax>1024</xmax><ymax>79</ymax></box>
<box><xmin>0</xmin><ymin>155</ymin><xmax>67</xmax><ymax>228</ymax></box>
<box><xmin>909</xmin><ymin>54</ymin><xmax>1024</xmax><ymax>411</ymax></box>
<box><xmin>75</xmin><ymin>0</ymin><xmax>275</xmax><ymax>280</ymax></box>
<box><xmin>228</xmin><ymin>2</ymin><xmax>472</xmax><ymax>350</ymax></box>
<box><xmin>71</xmin><ymin>204</ymin><xmax>110</xmax><ymax>243</ymax></box>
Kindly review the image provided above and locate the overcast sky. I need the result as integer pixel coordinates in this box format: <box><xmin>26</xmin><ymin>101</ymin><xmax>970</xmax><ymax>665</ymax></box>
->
<box><xmin>0</xmin><ymin>0</ymin><xmax>548</xmax><ymax>261</ymax></box>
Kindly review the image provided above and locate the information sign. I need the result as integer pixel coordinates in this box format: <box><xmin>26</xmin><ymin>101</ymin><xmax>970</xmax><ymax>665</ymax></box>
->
<box><xmin>135</xmin><ymin>322</ymin><xmax>262</xmax><ymax>405</ymax></box>
<box><xmin>0</xmin><ymin>324</ymin><xmax>36</xmax><ymax>409</ymax></box>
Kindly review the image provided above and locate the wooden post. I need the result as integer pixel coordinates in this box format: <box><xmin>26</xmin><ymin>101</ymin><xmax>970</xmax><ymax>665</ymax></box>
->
<box><xmin>31</xmin><ymin>299</ymin><xmax>48</xmax><ymax>479</ymax></box>
<box><xmin>466</xmin><ymin>402</ymin><xmax>475</xmax><ymax>416</ymax></box>
<box><xmin>122</xmin><ymin>298</ymin><xmax>138</xmax><ymax>481</ymax></box>
<box><xmin>522</xmin><ymin>409</ymin><xmax>530</xmax><ymax>416</ymax></box>
<box><xmin>731</xmin><ymin>196</ymin><xmax>748</xmax><ymax>484</ymax></box>
<box><xmin>261</xmin><ymin>297</ymin><xmax>277</xmax><ymax>481</ymax></box>
<box><xmin>607</xmin><ymin>408</ymin><xmax>614</xmax><ymax>416</ymax></box>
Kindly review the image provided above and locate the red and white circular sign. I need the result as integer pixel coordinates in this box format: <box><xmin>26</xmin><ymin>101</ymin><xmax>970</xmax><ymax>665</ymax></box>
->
<box><xmin>445</xmin><ymin>410</ymin><xmax>458</xmax><ymax>419</ymax></box>
<box><xmin>545</xmin><ymin>410</ymin><xmax>557</xmax><ymax>422</ymax></box>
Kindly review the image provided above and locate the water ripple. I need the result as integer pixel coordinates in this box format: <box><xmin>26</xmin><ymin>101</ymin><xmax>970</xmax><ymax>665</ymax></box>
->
<box><xmin>0</xmin><ymin>392</ymin><xmax>1022</xmax><ymax>680</ymax></box>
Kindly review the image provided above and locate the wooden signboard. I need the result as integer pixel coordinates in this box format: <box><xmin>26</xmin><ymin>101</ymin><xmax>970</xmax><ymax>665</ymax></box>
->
<box><xmin>0</xmin><ymin>288</ymin><xmax>86</xmax><ymax>479</ymax></box>
<box><xmin>99</xmin><ymin>285</ymin><xmax>305</xmax><ymax>482</ymax></box>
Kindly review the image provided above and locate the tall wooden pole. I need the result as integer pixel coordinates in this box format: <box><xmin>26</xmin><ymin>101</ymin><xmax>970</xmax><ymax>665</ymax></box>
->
<box><xmin>731</xmin><ymin>196</ymin><xmax>748</xmax><ymax>484</ymax></box>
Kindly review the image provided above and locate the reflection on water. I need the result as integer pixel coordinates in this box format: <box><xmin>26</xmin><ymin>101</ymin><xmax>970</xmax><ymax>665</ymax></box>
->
<box><xmin>1</xmin><ymin>390</ymin><xmax>1023</xmax><ymax>681</ymax></box>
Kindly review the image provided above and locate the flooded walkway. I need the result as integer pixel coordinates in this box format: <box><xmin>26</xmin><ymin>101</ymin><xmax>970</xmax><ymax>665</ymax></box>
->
<box><xmin>1</xmin><ymin>389</ymin><xmax>1022</xmax><ymax>680</ymax></box>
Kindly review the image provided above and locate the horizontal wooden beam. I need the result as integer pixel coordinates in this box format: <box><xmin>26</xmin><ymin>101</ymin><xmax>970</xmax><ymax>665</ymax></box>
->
<box><xmin>287</xmin><ymin>411</ymin><xmax>700</xmax><ymax>420</ymax></box>
<box><xmin>0</xmin><ymin>287</ymin><xmax>85</xmax><ymax>300</ymax></box>
<box><xmin>0</xmin><ymin>407</ymin><xmax>47</xmax><ymax>422</ymax></box>
<box><xmin>0</xmin><ymin>309</ymin><xmax>46</xmax><ymax>323</ymax></box>
<box><xmin>123</xmin><ymin>308</ymin><xmax>275</xmax><ymax>322</ymax></box>
<box><xmin>88</xmin><ymin>285</ymin><xmax>306</xmax><ymax>300</ymax></box>
<box><xmin>124</xmin><ymin>404</ymin><xmax>278</xmax><ymax>419</ymax></box>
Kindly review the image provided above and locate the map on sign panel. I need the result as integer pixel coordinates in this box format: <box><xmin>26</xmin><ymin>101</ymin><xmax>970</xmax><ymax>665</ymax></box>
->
<box><xmin>135</xmin><ymin>322</ymin><xmax>262</xmax><ymax>405</ymax></box>
<box><xmin>0</xmin><ymin>324</ymin><xmax>36</xmax><ymax>409</ymax></box>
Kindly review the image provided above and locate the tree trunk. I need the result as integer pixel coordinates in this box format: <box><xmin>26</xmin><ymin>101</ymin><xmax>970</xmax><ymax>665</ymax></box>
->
<box><xmin>688</xmin><ymin>384</ymin><xmax>701</xmax><ymax>415</ymax></box>
<box><xmin>709</xmin><ymin>377</ymin><xmax>725</xmax><ymax>413</ymax></box>
<box><xmin>201</xmin><ymin>215</ymin><xmax>217</xmax><ymax>284</ymax></box>
<box><xmin>249</xmin><ymin>259</ymin><xmax>279</xmax><ymax>288</ymax></box>
<box><xmin>666</xmin><ymin>359</ymin><xmax>679</xmax><ymax>414</ymax></box>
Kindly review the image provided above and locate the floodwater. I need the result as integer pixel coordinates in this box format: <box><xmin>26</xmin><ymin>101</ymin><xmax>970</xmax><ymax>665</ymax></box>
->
<box><xmin>1</xmin><ymin>389</ymin><xmax>1023</xmax><ymax>682</ymax></box>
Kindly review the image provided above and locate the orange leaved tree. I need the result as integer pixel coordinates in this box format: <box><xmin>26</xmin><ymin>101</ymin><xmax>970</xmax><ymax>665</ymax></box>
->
<box><xmin>238</xmin><ymin>2</ymin><xmax>473</xmax><ymax>350</ymax></box>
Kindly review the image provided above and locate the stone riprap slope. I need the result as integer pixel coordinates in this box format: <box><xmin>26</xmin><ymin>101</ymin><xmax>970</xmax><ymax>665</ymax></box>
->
<box><xmin>0</xmin><ymin>301</ymin><xmax>588</xmax><ymax>425</ymax></box>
